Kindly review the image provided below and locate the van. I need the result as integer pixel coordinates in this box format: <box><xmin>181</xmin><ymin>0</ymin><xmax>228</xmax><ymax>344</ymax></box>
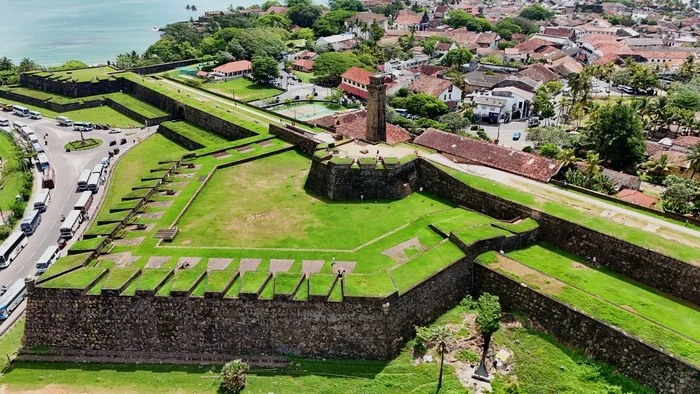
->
<box><xmin>0</xmin><ymin>119</ymin><xmax>8</xmax><ymax>127</ymax></box>
<box><xmin>101</xmin><ymin>156</ymin><xmax>110</xmax><ymax>168</ymax></box>
<box><xmin>29</xmin><ymin>111</ymin><xmax>41</xmax><ymax>120</ymax></box>
<box><xmin>56</xmin><ymin>116</ymin><xmax>73</xmax><ymax>126</ymax></box>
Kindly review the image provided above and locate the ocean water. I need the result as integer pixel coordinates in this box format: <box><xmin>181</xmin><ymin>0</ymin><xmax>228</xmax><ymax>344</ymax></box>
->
<box><xmin>0</xmin><ymin>0</ymin><xmax>306</xmax><ymax>66</ymax></box>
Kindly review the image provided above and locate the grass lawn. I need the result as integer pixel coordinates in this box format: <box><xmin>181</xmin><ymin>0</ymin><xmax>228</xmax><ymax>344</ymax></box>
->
<box><xmin>63</xmin><ymin>106</ymin><xmax>142</xmax><ymax>128</ymax></box>
<box><xmin>64</xmin><ymin>138</ymin><xmax>103</xmax><ymax>151</ymax></box>
<box><xmin>486</xmin><ymin>250</ymin><xmax>700</xmax><ymax>367</ymax></box>
<box><xmin>47</xmin><ymin>66</ymin><xmax>116</xmax><ymax>83</ymax></box>
<box><xmin>95</xmin><ymin>134</ymin><xmax>187</xmax><ymax>222</ymax></box>
<box><xmin>439</xmin><ymin>164</ymin><xmax>700</xmax><ymax>265</ymax></box>
<box><xmin>292</xmin><ymin>71</ymin><xmax>314</xmax><ymax>83</ymax></box>
<box><xmin>201</xmin><ymin>78</ymin><xmax>281</xmax><ymax>102</ymax></box>
<box><xmin>506</xmin><ymin>243</ymin><xmax>700</xmax><ymax>343</ymax></box>
<box><xmin>174</xmin><ymin>150</ymin><xmax>453</xmax><ymax>250</ymax></box>
<box><xmin>107</xmin><ymin>93</ymin><xmax>169</xmax><ymax>119</ymax></box>
<box><xmin>0</xmin><ymin>132</ymin><xmax>27</xmax><ymax>209</ymax></box>
<box><xmin>161</xmin><ymin>120</ymin><xmax>230</xmax><ymax>148</ymax></box>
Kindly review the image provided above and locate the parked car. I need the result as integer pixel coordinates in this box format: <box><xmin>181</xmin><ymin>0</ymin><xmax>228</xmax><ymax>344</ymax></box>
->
<box><xmin>513</xmin><ymin>132</ymin><xmax>521</xmax><ymax>141</ymax></box>
<box><xmin>108</xmin><ymin>128</ymin><xmax>122</xmax><ymax>134</ymax></box>
<box><xmin>109</xmin><ymin>140</ymin><xmax>117</xmax><ymax>146</ymax></box>
<box><xmin>120</xmin><ymin>138</ymin><xmax>127</xmax><ymax>145</ymax></box>
<box><xmin>527</xmin><ymin>118</ymin><xmax>540</xmax><ymax>127</ymax></box>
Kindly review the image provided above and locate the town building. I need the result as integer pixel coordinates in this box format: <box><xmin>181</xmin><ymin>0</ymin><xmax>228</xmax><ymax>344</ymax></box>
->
<box><xmin>338</xmin><ymin>67</ymin><xmax>376</xmax><ymax>100</ymax></box>
<box><xmin>209</xmin><ymin>60</ymin><xmax>252</xmax><ymax>80</ymax></box>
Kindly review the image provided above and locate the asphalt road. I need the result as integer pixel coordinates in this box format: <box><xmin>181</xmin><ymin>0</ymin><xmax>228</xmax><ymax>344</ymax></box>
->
<box><xmin>0</xmin><ymin>115</ymin><xmax>152</xmax><ymax>333</ymax></box>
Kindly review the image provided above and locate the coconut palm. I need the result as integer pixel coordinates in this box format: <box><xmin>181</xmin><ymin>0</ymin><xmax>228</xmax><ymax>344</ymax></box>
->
<box><xmin>557</xmin><ymin>148</ymin><xmax>578</xmax><ymax>169</ymax></box>
<box><xmin>431</xmin><ymin>326</ymin><xmax>453</xmax><ymax>388</ymax></box>
<box><xmin>633</xmin><ymin>97</ymin><xmax>650</xmax><ymax>119</ymax></box>
<box><xmin>687</xmin><ymin>144</ymin><xmax>700</xmax><ymax>179</ymax></box>
<box><xmin>649</xmin><ymin>96</ymin><xmax>671</xmax><ymax>132</ymax></box>
<box><xmin>642</xmin><ymin>153</ymin><xmax>676</xmax><ymax>176</ymax></box>
<box><xmin>568</xmin><ymin>71</ymin><xmax>592</xmax><ymax>103</ymax></box>
<box><xmin>583</xmin><ymin>151</ymin><xmax>602</xmax><ymax>177</ymax></box>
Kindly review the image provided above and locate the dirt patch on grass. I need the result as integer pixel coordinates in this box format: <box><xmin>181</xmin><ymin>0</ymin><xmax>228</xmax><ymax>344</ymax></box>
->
<box><xmin>174</xmin><ymin>172</ymin><xmax>195</xmax><ymax>179</ymax></box>
<box><xmin>112</xmin><ymin>237</ymin><xmax>145</xmax><ymax>247</ymax></box>
<box><xmin>235</xmin><ymin>145</ymin><xmax>254</xmax><ymax>153</ymax></box>
<box><xmin>239</xmin><ymin>258</ymin><xmax>262</xmax><ymax>272</ymax></box>
<box><xmin>491</xmin><ymin>255</ymin><xmax>565</xmax><ymax>295</ymax></box>
<box><xmin>149</xmin><ymin>201</ymin><xmax>173</xmax><ymax>208</ymax></box>
<box><xmin>177</xmin><ymin>257</ymin><xmax>201</xmax><ymax>269</ymax></box>
<box><xmin>181</xmin><ymin>240</ymin><xmax>191</xmax><ymax>245</ymax></box>
<box><xmin>99</xmin><ymin>252</ymin><xmax>141</xmax><ymax>268</ymax></box>
<box><xmin>381</xmin><ymin>237</ymin><xmax>424</xmax><ymax>264</ymax></box>
<box><xmin>208</xmin><ymin>258</ymin><xmax>233</xmax><ymax>270</ymax></box>
<box><xmin>159</xmin><ymin>190</ymin><xmax>181</xmax><ymax>197</ymax></box>
<box><xmin>571</xmin><ymin>262</ymin><xmax>591</xmax><ymax>270</ymax></box>
<box><xmin>212</xmin><ymin>151</ymin><xmax>230</xmax><ymax>158</ymax></box>
<box><xmin>145</xmin><ymin>256</ymin><xmax>171</xmax><ymax>269</ymax></box>
<box><xmin>167</xmin><ymin>181</ymin><xmax>189</xmax><ymax>188</ymax></box>
<box><xmin>331</xmin><ymin>261</ymin><xmax>356</xmax><ymax>274</ymax></box>
<box><xmin>139</xmin><ymin>211</ymin><xmax>164</xmax><ymax>219</ymax></box>
<box><xmin>302</xmin><ymin>260</ymin><xmax>325</xmax><ymax>274</ymax></box>
<box><xmin>620</xmin><ymin>305</ymin><xmax>638</xmax><ymax>314</ymax></box>
<box><xmin>258</xmin><ymin>140</ymin><xmax>273</xmax><ymax>147</ymax></box>
<box><xmin>127</xmin><ymin>223</ymin><xmax>155</xmax><ymax>232</ymax></box>
<box><xmin>270</xmin><ymin>259</ymin><xmax>294</xmax><ymax>273</ymax></box>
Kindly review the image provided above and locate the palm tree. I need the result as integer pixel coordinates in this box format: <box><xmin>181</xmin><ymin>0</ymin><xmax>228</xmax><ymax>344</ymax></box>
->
<box><xmin>583</xmin><ymin>151</ymin><xmax>602</xmax><ymax>177</ymax></box>
<box><xmin>431</xmin><ymin>326</ymin><xmax>453</xmax><ymax>389</ymax></box>
<box><xmin>557</xmin><ymin>148</ymin><xmax>578</xmax><ymax>169</ymax></box>
<box><xmin>191</xmin><ymin>5</ymin><xmax>198</xmax><ymax>16</ymax></box>
<box><xmin>686</xmin><ymin>144</ymin><xmax>700</xmax><ymax>179</ymax></box>
<box><xmin>649</xmin><ymin>96</ymin><xmax>671</xmax><ymax>132</ymax></box>
<box><xmin>642</xmin><ymin>153</ymin><xmax>676</xmax><ymax>176</ymax></box>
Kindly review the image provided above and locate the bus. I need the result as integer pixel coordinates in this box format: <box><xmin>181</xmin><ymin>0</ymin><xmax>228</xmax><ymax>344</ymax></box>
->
<box><xmin>73</xmin><ymin>122</ymin><xmax>94</xmax><ymax>131</ymax></box>
<box><xmin>12</xmin><ymin>105</ymin><xmax>30</xmax><ymax>117</ymax></box>
<box><xmin>0</xmin><ymin>279</ymin><xmax>27</xmax><ymax>320</ymax></box>
<box><xmin>56</xmin><ymin>116</ymin><xmax>73</xmax><ymax>126</ymax></box>
<box><xmin>20</xmin><ymin>209</ymin><xmax>42</xmax><ymax>236</ymax></box>
<box><xmin>92</xmin><ymin>163</ymin><xmax>104</xmax><ymax>176</ymax></box>
<box><xmin>77</xmin><ymin>169</ymin><xmax>91</xmax><ymax>191</ymax></box>
<box><xmin>0</xmin><ymin>118</ymin><xmax>8</xmax><ymax>127</ymax></box>
<box><xmin>12</xmin><ymin>121</ymin><xmax>27</xmax><ymax>133</ymax></box>
<box><xmin>0</xmin><ymin>231</ymin><xmax>28</xmax><ymax>268</ymax></box>
<box><xmin>33</xmin><ymin>188</ymin><xmax>51</xmax><ymax>212</ymax></box>
<box><xmin>37</xmin><ymin>153</ymin><xmax>50</xmax><ymax>170</ymax></box>
<box><xmin>36</xmin><ymin>245</ymin><xmax>60</xmax><ymax>274</ymax></box>
<box><xmin>74</xmin><ymin>191</ymin><xmax>94</xmax><ymax>213</ymax></box>
<box><xmin>32</xmin><ymin>142</ymin><xmax>44</xmax><ymax>154</ymax></box>
<box><xmin>87</xmin><ymin>172</ymin><xmax>100</xmax><ymax>193</ymax></box>
<box><xmin>60</xmin><ymin>210</ymin><xmax>83</xmax><ymax>239</ymax></box>
<box><xmin>42</xmin><ymin>168</ymin><xmax>55</xmax><ymax>189</ymax></box>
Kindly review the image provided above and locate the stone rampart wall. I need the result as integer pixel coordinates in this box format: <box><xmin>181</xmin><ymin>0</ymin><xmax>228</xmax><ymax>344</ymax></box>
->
<box><xmin>20</xmin><ymin>74</ymin><xmax>124</xmax><ymax>98</ymax></box>
<box><xmin>416</xmin><ymin>159</ymin><xmax>700</xmax><ymax>306</ymax></box>
<box><xmin>156</xmin><ymin>124</ymin><xmax>205</xmax><ymax>151</ymax></box>
<box><xmin>127</xmin><ymin>59</ymin><xmax>199</xmax><ymax>75</ymax></box>
<box><xmin>473</xmin><ymin>263</ymin><xmax>700</xmax><ymax>394</ymax></box>
<box><xmin>269</xmin><ymin>124</ymin><xmax>319</xmax><ymax>154</ymax></box>
<box><xmin>305</xmin><ymin>159</ymin><xmax>419</xmax><ymax>201</ymax></box>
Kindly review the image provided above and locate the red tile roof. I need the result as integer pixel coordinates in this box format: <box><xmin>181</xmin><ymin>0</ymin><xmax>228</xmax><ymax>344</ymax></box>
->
<box><xmin>265</xmin><ymin>6</ymin><xmax>289</xmax><ymax>14</ymax></box>
<box><xmin>335</xmin><ymin>116</ymin><xmax>412</xmax><ymax>145</ymax></box>
<box><xmin>616</xmin><ymin>189</ymin><xmax>659</xmax><ymax>208</ymax></box>
<box><xmin>293</xmin><ymin>59</ymin><xmax>314</xmax><ymax>72</ymax></box>
<box><xmin>673</xmin><ymin>136</ymin><xmax>700</xmax><ymax>148</ymax></box>
<box><xmin>341</xmin><ymin>67</ymin><xmax>375</xmax><ymax>86</ymax></box>
<box><xmin>346</xmin><ymin>12</ymin><xmax>388</xmax><ymax>22</ymax></box>
<box><xmin>476</xmin><ymin>32</ymin><xmax>499</xmax><ymax>45</ymax></box>
<box><xmin>313</xmin><ymin>110</ymin><xmax>367</xmax><ymax>128</ymax></box>
<box><xmin>416</xmin><ymin>64</ymin><xmax>448</xmax><ymax>76</ymax></box>
<box><xmin>515</xmin><ymin>38</ymin><xmax>549</xmax><ymax>52</ymax></box>
<box><xmin>435</xmin><ymin>42</ymin><xmax>453</xmax><ymax>51</ymax></box>
<box><xmin>594</xmin><ymin>53</ymin><xmax>623</xmax><ymax>66</ymax></box>
<box><xmin>338</xmin><ymin>83</ymin><xmax>369</xmax><ymax>100</ymax></box>
<box><xmin>394</xmin><ymin>10</ymin><xmax>422</xmax><ymax>25</ymax></box>
<box><xmin>543</xmin><ymin>27</ymin><xmax>575</xmax><ymax>39</ymax></box>
<box><xmin>519</xmin><ymin>64</ymin><xmax>560</xmax><ymax>83</ymax></box>
<box><xmin>414</xmin><ymin>128</ymin><xmax>563</xmax><ymax>182</ymax></box>
<box><xmin>212</xmin><ymin>60</ymin><xmax>252</xmax><ymax>74</ymax></box>
<box><xmin>407</xmin><ymin>75</ymin><xmax>454</xmax><ymax>97</ymax></box>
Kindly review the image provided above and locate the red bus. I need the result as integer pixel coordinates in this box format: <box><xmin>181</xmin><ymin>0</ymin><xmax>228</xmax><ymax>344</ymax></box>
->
<box><xmin>42</xmin><ymin>168</ymin><xmax>55</xmax><ymax>189</ymax></box>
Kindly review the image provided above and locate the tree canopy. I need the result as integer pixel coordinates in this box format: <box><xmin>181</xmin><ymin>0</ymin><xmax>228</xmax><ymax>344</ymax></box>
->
<box><xmin>251</xmin><ymin>56</ymin><xmax>280</xmax><ymax>82</ymax></box>
<box><xmin>444</xmin><ymin>10</ymin><xmax>493</xmax><ymax>31</ymax></box>
<box><xmin>288</xmin><ymin>3</ymin><xmax>323</xmax><ymax>28</ymax></box>
<box><xmin>585</xmin><ymin>101</ymin><xmax>646</xmax><ymax>170</ymax></box>
<box><xmin>519</xmin><ymin>4</ymin><xmax>554</xmax><ymax>21</ymax></box>
<box><xmin>476</xmin><ymin>293</ymin><xmax>501</xmax><ymax>336</ymax></box>
<box><xmin>312</xmin><ymin>52</ymin><xmax>361</xmax><ymax>82</ymax></box>
<box><xmin>330</xmin><ymin>0</ymin><xmax>366</xmax><ymax>11</ymax></box>
<box><xmin>314</xmin><ymin>10</ymin><xmax>357</xmax><ymax>36</ymax></box>
<box><xmin>441</xmin><ymin>48</ymin><xmax>473</xmax><ymax>68</ymax></box>
<box><xmin>390</xmin><ymin>93</ymin><xmax>449</xmax><ymax>118</ymax></box>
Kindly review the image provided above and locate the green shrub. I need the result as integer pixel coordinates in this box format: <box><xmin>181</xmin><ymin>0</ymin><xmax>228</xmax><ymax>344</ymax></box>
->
<box><xmin>456</xmin><ymin>349</ymin><xmax>479</xmax><ymax>363</ymax></box>
<box><xmin>522</xmin><ymin>146</ymin><xmax>533</xmax><ymax>153</ymax></box>
<box><xmin>220</xmin><ymin>359</ymin><xmax>248</xmax><ymax>393</ymax></box>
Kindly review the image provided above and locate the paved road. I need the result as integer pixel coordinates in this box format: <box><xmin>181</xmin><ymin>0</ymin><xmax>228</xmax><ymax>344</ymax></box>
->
<box><xmin>0</xmin><ymin>116</ymin><xmax>152</xmax><ymax>334</ymax></box>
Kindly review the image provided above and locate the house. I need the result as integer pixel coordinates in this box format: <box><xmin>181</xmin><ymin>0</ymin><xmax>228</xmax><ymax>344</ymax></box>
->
<box><xmin>392</xmin><ymin>10</ymin><xmax>423</xmax><ymax>30</ymax></box>
<box><xmin>543</xmin><ymin>27</ymin><xmax>576</xmax><ymax>40</ymax></box>
<box><xmin>475</xmin><ymin>32</ymin><xmax>501</xmax><ymax>50</ymax></box>
<box><xmin>338</xmin><ymin>67</ymin><xmax>376</xmax><ymax>100</ymax></box>
<box><xmin>293</xmin><ymin>59</ymin><xmax>314</xmax><ymax>73</ymax></box>
<box><xmin>671</xmin><ymin>136</ymin><xmax>700</xmax><ymax>153</ymax></box>
<box><xmin>494</xmin><ymin>75</ymin><xmax>541</xmax><ymax>92</ymax></box>
<box><xmin>469</xmin><ymin>86</ymin><xmax>534</xmax><ymax>121</ymax></box>
<box><xmin>295</xmin><ymin>50</ymin><xmax>317</xmax><ymax>60</ymax></box>
<box><xmin>433</xmin><ymin>5</ymin><xmax>449</xmax><ymax>18</ymax></box>
<box><xmin>492</xmin><ymin>87</ymin><xmax>535</xmax><ymax>119</ymax></box>
<box><xmin>198</xmin><ymin>10</ymin><xmax>233</xmax><ymax>22</ymax></box>
<box><xmin>615</xmin><ymin>189</ymin><xmax>659</xmax><ymax>208</ymax></box>
<box><xmin>316</xmin><ymin>33</ymin><xmax>358</xmax><ymax>52</ymax></box>
<box><xmin>471</xmin><ymin>96</ymin><xmax>509</xmax><ymax>123</ymax></box>
<box><xmin>464</xmin><ymin>70</ymin><xmax>508</xmax><ymax>93</ymax></box>
<box><xmin>414</xmin><ymin>128</ymin><xmax>563</xmax><ymax>182</ymax></box>
<box><xmin>210</xmin><ymin>60</ymin><xmax>252</xmax><ymax>80</ymax></box>
<box><xmin>345</xmin><ymin>12</ymin><xmax>389</xmax><ymax>40</ymax></box>
<box><xmin>519</xmin><ymin>64</ymin><xmax>560</xmax><ymax>83</ymax></box>
<box><xmin>407</xmin><ymin>75</ymin><xmax>463</xmax><ymax>105</ymax></box>
<box><xmin>265</xmin><ymin>6</ymin><xmax>289</xmax><ymax>14</ymax></box>
<box><xmin>383</xmin><ymin>55</ymin><xmax>430</xmax><ymax>72</ymax></box>
<box><xmin>435</xmin><ymin>42</ymin><xmax>458</xmax><ymax>57</ymax></box>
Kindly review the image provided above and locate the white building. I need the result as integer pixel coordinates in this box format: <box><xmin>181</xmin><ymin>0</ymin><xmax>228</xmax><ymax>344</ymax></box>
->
<box><xmin>316</xmin><ymin>33</ymin><xmax>357</xmax><ymax>52</ymax></box>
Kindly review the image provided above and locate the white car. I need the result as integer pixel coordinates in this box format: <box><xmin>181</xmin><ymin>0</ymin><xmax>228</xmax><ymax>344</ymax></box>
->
<box><xmin>108</xmin><ymin>128</ymin><xmax>122</xmax><ymax>134</ymax></box>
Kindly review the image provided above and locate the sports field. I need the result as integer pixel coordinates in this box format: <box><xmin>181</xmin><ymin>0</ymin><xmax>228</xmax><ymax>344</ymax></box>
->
<box><xmin>270</xmin><ymin>102</ymin><xmax>337</xmax><ymax>120</ymax></box>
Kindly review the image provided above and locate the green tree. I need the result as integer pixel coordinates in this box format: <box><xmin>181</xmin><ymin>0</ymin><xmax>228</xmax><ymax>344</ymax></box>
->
<box><xmin>370</xmin><ymin>23</ymin><xmax>385</xmax><ymax>41</ymax></box>
<box><xmin>312</xmin><ymin>52</ymin><xmax>361</xmax><ymax>83</ymax></box>
<box><xmin>288</xmin><ymin>3</ymin><xmax>323</xmax><ymax>28</ymax></box>
<box><xmin>391</xmin><ymin>93</ymin><xmax>449</xmax><ymax>117</ymax></box>
<box><xmin>539</xmin><ymin>143</ymin><xmax>560</xmax><ymax>158</ymax></box>
<box><xmin>686</xmin><ymin>144</ymin><xmax>700</xmax><ymax>180</ymax></box>
<box><xmin>254</xmin><ymin>13</ymin><xmax>292</xmax><ymax>29</ymax></box>
<box><xmin>0</xmin><ymin>57</ymin><xmax>14</xmax><ymax>71</ymax></box>
<box><xmin>474</xmin><ymin>293</ymin><xmax>501</xmax><ymax>378</ymax></box>
<box><xmin>495</xmin><ymin>19</ymin><xmax>522</xmax><ymax>40</ymax></box>
<box><xmin>441</xmin><ymin>48</ymin><xmax>473</xmax><ymax>68</ymax></box>
<box><xmin>161</xmin><ymin>22</ymin><xmax>201</xmax><ymax>47</ymax></box>
<box><xmin>49</xmin><ymin>60</ymin><xmax>88</xmax><ymax>71</ymax></box>
<box><xmin>439</xmin><ymin>112</ymin><xmax>470</xmax><ymax>132</ymax></box>
<box><xmin>557</xmin><ymin>148</ymin><xmax>578</xmax><ymax>169</ymax></box>
<box><xmin>261</xmin><ymin>0</ymin><xmax>281</xmax><ymax>10</ymax></box>
<box><xmin>507</xmin><ymin>16</ymin><xmax>539</xmax><ymax>34</ymax></box>
<box><xmin>17</xmin><ymin>58</ymin><xmax>39</xmax><ymax>73</ymax></box>
<box><xmin>661</xmin><ymin>175</ymin><xmax>696</xmax><ymax>214</ymax></box>
<box><xmin>220</xmin><ymin>359</ymin><xmax>248</xmax><ymax>393</ymax></box>
<box><xmin>444</xmin><ymin>10</ymin><xmax>493</xmax><ymax>31</ymax></box>
<box><xmin>642</xmin><ymin>153</ymin><xmax>676</xmax><ymax>177</ymax></box>
<box><xmin>251</xmin><ymin>56</ymin><xmax>280</xmax><ymax>82</ymax></box>
<box><xmin>585</xmin><ymin>102</ymin><xmax>646</xmax><ymax>170</ymax></box>
<box><xmin>582</xmin><ymin>151</ymin><xmax>602</xmax><ymax>178</ymax></box>
<box><xmin>330</xmin><ymin>0</ymin><xmax>366</xmax><ymax>11</ymax></box>
<box><xmin>293</xmin><ymin>27</ymin><xmax>315</xmax><ymax>40</ymax></box>
<box><xmin>525</xmin><ymin>126</ymin><xmax>570</xmax><ymax>148</ymax></box>
<box><xmin>432</xmin><ymin>326</ymin><xmax>453</xmax><ymax>389</ymax></box>
<box><xmin>519</xmin><ymin>4</ymin><xmax>554</xmax><ymax>20</ymax></box>
<box><xmin>314</xmin><ymin>9</ymin><xmax>357</xmax><ymax>36</ymax></box>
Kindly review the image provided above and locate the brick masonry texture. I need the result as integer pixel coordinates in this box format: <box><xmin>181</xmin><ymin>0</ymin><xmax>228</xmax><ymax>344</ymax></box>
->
<box><xmin>473</xmin><ymin>263</ymin><xmax>700</xmax><ymax>394</ymax></box>
<box><xmin>269</xmin><ymin>124</ymin><xmax>318</xmax><ymax>154</ymax></box>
